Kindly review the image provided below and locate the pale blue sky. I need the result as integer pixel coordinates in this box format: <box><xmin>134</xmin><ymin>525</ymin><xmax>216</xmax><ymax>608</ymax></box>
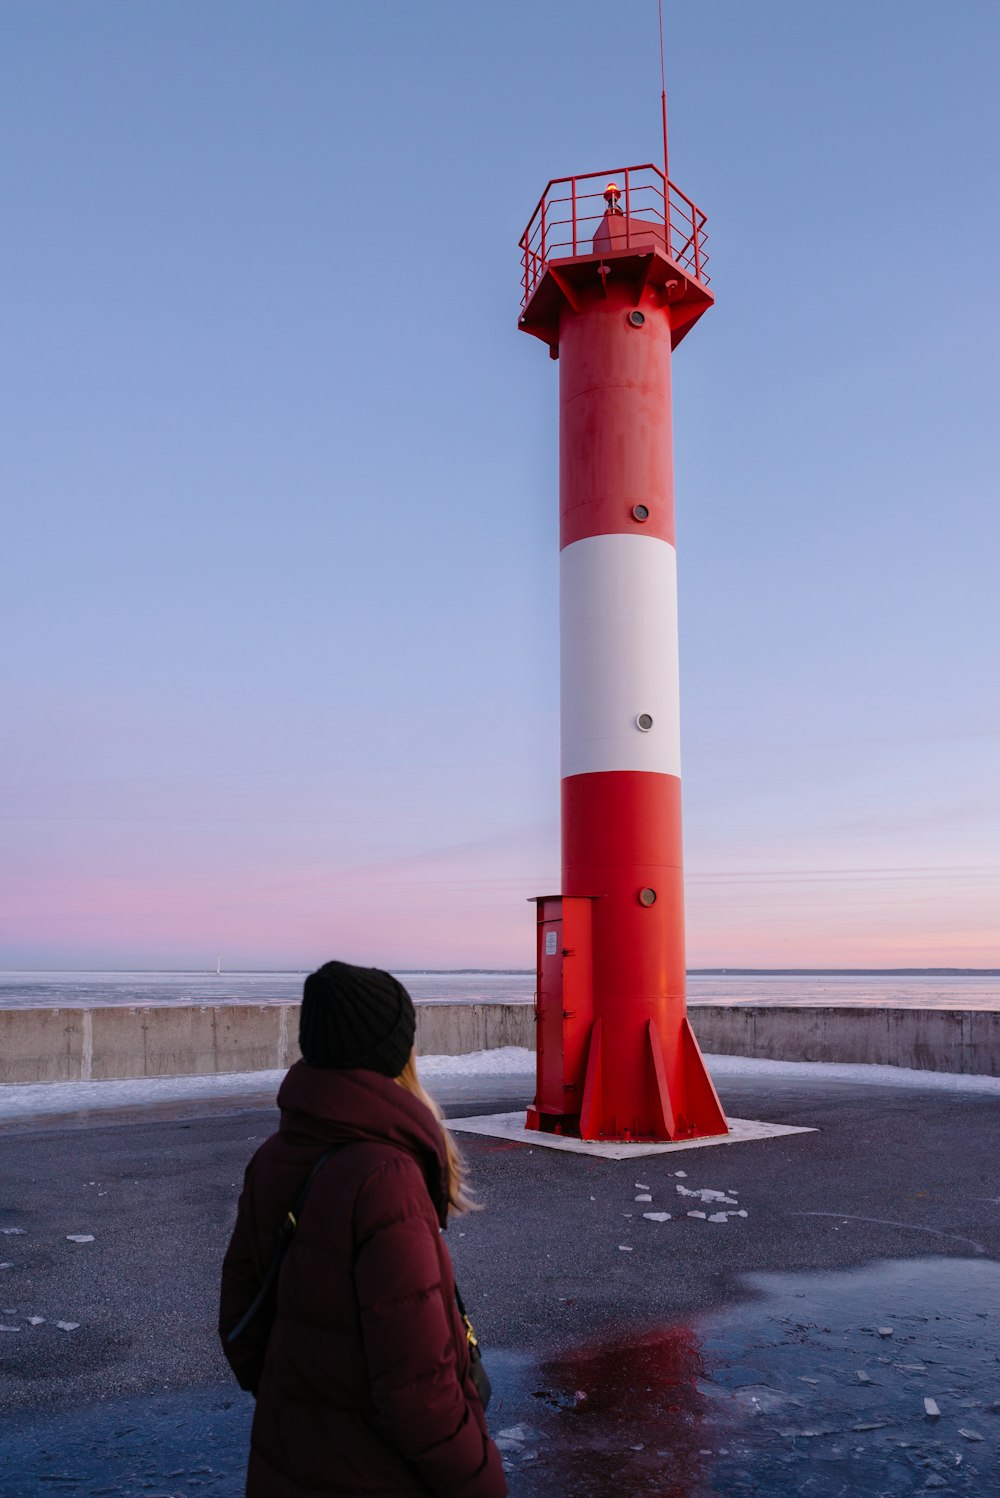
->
<box><xmin>2</xmin><ymin>1</ymin><xmax>998</xmax><ymax>969</ymax></box>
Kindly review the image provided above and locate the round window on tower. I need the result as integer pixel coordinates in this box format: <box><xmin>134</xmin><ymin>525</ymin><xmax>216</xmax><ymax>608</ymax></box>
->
<box><xmin>638</xmin><ymin>887</ymin><xmax>657</xmax><ymax>907</ymax></box>
<box><xmin>632</xmin><ymin>504</ymin><xmax>650</xmax><ymax>522</ymax></box>
<box><xmin>636</xmin><ymin>713</ymin><xmax>654</xmax><ymax>732</ymax></box>
<box><xmin>628</xmin><ymin>310</ymin><xmax>646</xmax><ymax>328</ymax></box>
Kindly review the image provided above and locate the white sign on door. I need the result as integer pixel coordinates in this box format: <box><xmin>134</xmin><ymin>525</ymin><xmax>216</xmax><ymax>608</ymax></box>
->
<box><xmin>545</xmin><ymin>930</ymin><xmax>558</xmax><ymax>956</ymax></box>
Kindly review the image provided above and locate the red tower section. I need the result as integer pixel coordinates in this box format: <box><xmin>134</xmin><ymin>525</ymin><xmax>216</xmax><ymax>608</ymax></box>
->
<box><xmin>521</xmin><ymin>165</ymin><xmax>727</xmax><ymax>1143</ymax></box>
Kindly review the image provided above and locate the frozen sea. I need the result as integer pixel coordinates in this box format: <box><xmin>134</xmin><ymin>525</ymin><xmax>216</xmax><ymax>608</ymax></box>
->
<box><xmin>0</xmin><ymin>969</ymin><xmax>998</xmax><ymax>1010</ymax></box>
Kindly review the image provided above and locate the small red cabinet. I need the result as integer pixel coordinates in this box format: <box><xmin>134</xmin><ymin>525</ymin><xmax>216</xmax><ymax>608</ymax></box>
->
<box><xmin>526</xmin><ymin>895</ymin><xmax>595</xmax><ymax>1133</ymax></box>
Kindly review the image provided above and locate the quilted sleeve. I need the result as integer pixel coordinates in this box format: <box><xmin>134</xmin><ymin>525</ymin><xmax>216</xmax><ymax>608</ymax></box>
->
<box><xmin>353</xmin><ymin>1155</ymin><xmax>506</xmax><ymax>1498</ymax></box>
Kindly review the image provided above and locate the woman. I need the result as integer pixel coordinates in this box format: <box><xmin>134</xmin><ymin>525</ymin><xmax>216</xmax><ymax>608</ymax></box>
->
<box><xmin>219</xmin><ymin>960</ymin><xmax>507</xmax><ymax>1498</ymax></box>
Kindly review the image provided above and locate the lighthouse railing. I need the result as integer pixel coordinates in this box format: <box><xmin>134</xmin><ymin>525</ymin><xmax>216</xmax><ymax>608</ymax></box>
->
<box><xmin>519</xmin><ymin>164</ymin><xmax>709</xmax><ymax>309</ymax></box>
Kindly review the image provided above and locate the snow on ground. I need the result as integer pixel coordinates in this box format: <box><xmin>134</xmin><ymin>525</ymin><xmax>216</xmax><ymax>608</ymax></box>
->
<box><xmin>0</xmin><ymin>1048</ymin><xmax>536</xmax><ymax>1121</ymax></box>
<box><xmin>416</xmin><ymin>1048</ymin><xmax>537</xmax><ymax>1078</ymax></box>
<box><xmin>707</xmin><ymin>1053</ymin><xmax>1000</xmax><ymax>1093</ymax></box>
<box><xmin>0</xmin><ymin>1048</ymin><xmax>998</xmax><ymax>1122</ymax></box>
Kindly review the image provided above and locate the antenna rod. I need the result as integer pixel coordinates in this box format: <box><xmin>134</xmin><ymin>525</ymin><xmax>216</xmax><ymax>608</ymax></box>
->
<box><xmin>658</xmin><ymin>0</ymin><xmax>669</xmax><ymax>185</ymax></box>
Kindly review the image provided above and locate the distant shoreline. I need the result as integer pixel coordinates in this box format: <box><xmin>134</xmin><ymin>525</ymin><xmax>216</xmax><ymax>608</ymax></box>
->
<box><xmin>1</xmin><ymin>967</ymin><xmax>998</xmax><ymax>978</ymax></box>
<box><xmin>687</xmin><ymin>968</ymin><xmax>1000</xmax><ymax>978</ymax></box>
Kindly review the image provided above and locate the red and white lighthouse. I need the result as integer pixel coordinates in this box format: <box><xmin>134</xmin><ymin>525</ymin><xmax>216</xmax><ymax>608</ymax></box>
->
<box><xmin>520</xmin><ymin>153</ymin><xmax>727</xmax><ymax>1142</ymax></box>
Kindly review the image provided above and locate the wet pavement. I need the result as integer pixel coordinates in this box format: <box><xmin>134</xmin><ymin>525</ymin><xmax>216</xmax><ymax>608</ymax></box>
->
<box><xmin>494</xmin><ymin>1256</ymin><xmax>1000</xmax><ymax>1496</ymax></box>
<box><xmin>2</xmin><ymin>1257</ymin><xmax>997</xmax><ymax>1496</ymax></box>
<box><xmin>0</xmin><ymin>1387</ymin><xmax>250</xmax><ymax>1497</ymax></box>
<box><xmin>1</xmin><ymin>1070</ymin><xmax>998</xmax><ymax>1495</ymax></box>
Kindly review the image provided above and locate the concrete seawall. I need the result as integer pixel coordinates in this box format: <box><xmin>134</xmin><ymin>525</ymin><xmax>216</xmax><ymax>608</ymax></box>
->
<box><xmin>0</xmin><ymin>1003</ymin><xmax>537</xmax><ymax>1084</ymax></box>
<box><xmin>690</xmin><ymin>1004</ymin><xmax>1000</xmax><ymax>1078</ymax></box>
<box><xmin>0</xmin><ymin>1003</ymin><xmax>997</xmax><ymax>1084</ymax></box>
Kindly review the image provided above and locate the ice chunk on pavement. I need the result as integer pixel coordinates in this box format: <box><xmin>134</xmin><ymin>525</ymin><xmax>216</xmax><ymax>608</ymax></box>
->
<box><xmin>0</xmin><ymin>1264</ymin><xmax>12</xmax><ymax>1271</ymax></box>
<box><xmin>643</xmin><ymin>1212</ymin><xmax>671</xmax><ymax>1223</ymax></box>
<box><xmin>635</xmin><ymin>1194</ymin><xmax>652</xmax><ymax>1202</ymax></box>
<box><xmin>877</xmin><ymin>1326</ymin><xmax>894</xmax><ymax>1337</ymax></box>
<box><xmin>634</xmin><ymin>1183</ymin><xmax>649</xmax><ymax>1190</ymax></box>
<box><xmin>687</xmin><ymin>1211</ymin><xmax>706</xmax><ymax>1220</ymax></box>
<box><xmin>674</xmin><ymin>1171</ymin><xmax>687</xmax><ymax>1178</ymax></box>
<box><xmin>496</xmin><ymin>1425</ymin><xmax>528</xmax><ymax>1444</ymax></box>
<box><xmin>56</xmin><ymin>1321</ymin><xmax>80</xmax><ymax>1331</ymax></box>
<box><xmin>0</xmin><ymin>1229</ymin><xmax>26</xmax><ymax>1236</ymax></box>
<box><xmin>494</xmin><ymin>1423</ymin><xmax>542</xmax><ymax>1457</ymax></box>
<box><xmin>676</xmin><ymin>1185</ymin><xmax>739</xmax><ymax>1205</ymax></box>
<box><xmin>708</xmin><ymin>1213</ymin><xmax>729</xmax><ymax>1223</ymax></box>
<box><xmin>0</xmin><ymin>1324</ymin><xmax>21</xmax><ymax>1332</ymax></box>
<box><xmin>958</xmin><ymin>1429</ymin><xmax>984</xmax><ymax>1441</ymax></box>
<box><xmin>27</xmin><ymin>1316</ymin><xmax>45</xmax><ymax>1326</ymax></box>
<box><xmin>924</xmin><ymin>1398</ymin><xmax>941</xmax><ymax>1418</ymax></box>
<box><xmin>66</xmin><ymin>1235</ymin><xmax>95</xmax><ymax>1244</ymax></box>
<box><xmin>856</xmin><ymin>1371</ymin><xmax>872</xmax><ymax>1384</ymax></box>
<box><xmin>618</xmin><ymin>1245</ymin><xmax>633</xmax><ymax>1252</ymax></box>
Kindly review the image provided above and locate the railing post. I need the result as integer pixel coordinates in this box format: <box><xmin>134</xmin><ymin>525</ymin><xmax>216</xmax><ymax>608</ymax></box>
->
<box><xmin>571</xmin><ymin>176</ymin><xmax>577</xmax><ymax>256</ymax></box>
<box><xmin>693</xmin><ymin>206</ymin><xmax>701</xmax><ymax>283</ymax></box>
<box><xmin>540</xmin><ymin>197</ymin><xmax>547</xmax><ymax>275</ymax></box>
<box><xmin>624</xmin><ymin>167</ymin><xmax>631</xmax><ymax>249</ymax></box>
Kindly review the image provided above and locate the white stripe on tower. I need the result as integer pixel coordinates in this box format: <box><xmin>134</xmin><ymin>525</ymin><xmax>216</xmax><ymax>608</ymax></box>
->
<box><xmin>560</xmin><ymin>532</ymin><xmax>681</xmax><ymax>780</ymax></box>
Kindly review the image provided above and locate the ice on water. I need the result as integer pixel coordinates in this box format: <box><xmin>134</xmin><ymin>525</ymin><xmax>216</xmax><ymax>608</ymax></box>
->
<box><xmin>2</xmin><ymin>970</ymin><xmax>999</xmax><ymax>1011</ymax></box>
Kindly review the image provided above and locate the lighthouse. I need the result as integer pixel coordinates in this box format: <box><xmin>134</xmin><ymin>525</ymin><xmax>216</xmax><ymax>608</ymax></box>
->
<box><xmin>520</xmin><ymin>147</ymin><xmax>728</xmax><ymax>1142</ymax></box>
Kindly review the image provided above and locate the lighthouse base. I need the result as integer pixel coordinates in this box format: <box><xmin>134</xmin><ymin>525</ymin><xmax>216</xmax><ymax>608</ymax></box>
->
<box><xmin>527</xmin><ymin>889</ymin><xmax>729</xmax><ymax>1143</ymax></box>
<box><xmin>458</xmin><ymin>1111</ymin><xmax>815</xmax><ymax>1160</ymax></box>
<box><xmin>576</xmin><ymin>1017</ymin><xmax>728</xmax><ymax>1143</ymax></box>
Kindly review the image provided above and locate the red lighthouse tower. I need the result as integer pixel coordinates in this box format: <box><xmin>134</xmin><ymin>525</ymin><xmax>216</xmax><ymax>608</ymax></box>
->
<box><xmin>521</xmin><ymin>116</ymin><xmax>727</xmax><ymax>1142</ymax></box>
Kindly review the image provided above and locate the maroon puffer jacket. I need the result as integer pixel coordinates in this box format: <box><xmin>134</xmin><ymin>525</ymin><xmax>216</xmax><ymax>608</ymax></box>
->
<box><xmin>219</xmin><ymin>1061</ymin><xmax>506</xmax><ymax>1498</ymax></box>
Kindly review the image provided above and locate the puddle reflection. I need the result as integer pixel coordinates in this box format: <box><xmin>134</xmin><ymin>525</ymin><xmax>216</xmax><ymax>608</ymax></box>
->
<box><xmin>491</xmin><ymin>1324</ymin><xmax>719</xmax><ymax>1497</ymax></box>
<box><xmin>491</xmin><ymin>1257</ymin><xmax>1000</xmax><ymax>1497</ymax></box>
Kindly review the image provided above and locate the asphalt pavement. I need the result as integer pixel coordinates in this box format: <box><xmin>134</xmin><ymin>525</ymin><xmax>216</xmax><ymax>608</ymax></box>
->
<box><xmin>1</xmin><ymin>1068</ymin><xmax>998</xmax><ymax>1496</ymax></box>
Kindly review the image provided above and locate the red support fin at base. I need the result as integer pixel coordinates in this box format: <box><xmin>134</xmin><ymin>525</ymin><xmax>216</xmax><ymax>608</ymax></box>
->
<box><xmin>578</xmin><ymin>1019</ymin><xmax>603</xmax><ymax>1140</ymax></box>
<box><xmin>679</xmin><ymin>1016</ymin><xmax>729</xmax><ymax>1137</ymax></box>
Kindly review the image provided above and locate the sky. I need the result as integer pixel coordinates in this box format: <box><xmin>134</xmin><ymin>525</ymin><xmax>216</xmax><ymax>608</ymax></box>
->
<box><xmin>1</xmin><ymin>0</ymin><xmax>998</xmax><ymax>972</ymax></box>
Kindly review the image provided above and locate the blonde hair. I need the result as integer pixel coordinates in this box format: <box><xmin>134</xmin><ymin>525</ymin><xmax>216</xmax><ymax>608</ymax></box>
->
<box><xmin>394</xmin><ymin>1049</ymin><xmax>479</xmax><ymax>1216</ymax></box>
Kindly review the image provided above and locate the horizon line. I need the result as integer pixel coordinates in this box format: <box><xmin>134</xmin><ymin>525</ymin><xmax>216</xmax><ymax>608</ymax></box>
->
<box><xmin>1</xmin><ymin>967</ymin><xmax>999</xmax><ymax>978</ymax></box>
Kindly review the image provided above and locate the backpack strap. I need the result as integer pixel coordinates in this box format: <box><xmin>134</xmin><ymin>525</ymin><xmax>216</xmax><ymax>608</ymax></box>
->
<box><xmin>225</xmin><ymin>1147</ymin><xmax>338</xmax><ymax>1346</ymax></box>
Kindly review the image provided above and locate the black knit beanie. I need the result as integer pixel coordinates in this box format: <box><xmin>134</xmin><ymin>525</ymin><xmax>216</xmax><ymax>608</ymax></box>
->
<box><xmin>298</xmin><ymin>960</ymin><xmax>416</xmax><ymax>1077</ymax></box>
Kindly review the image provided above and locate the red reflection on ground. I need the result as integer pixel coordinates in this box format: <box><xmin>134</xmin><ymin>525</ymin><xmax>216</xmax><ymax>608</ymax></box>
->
<box><xmin>524</xmin><ymin>1324</ymin><xmax>715</xmax><ymax>1498</ymax></box>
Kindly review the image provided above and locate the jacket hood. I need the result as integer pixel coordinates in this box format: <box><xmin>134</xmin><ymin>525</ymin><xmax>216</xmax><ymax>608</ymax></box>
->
<box><xmin>276</xmin><ymin>1060</ymin><xmax>450</xmax><ymax>1225</ymax></box>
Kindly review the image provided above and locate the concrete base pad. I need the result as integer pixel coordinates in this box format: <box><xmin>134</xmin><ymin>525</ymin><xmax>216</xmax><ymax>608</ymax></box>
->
<box><xmin>448</xmin><ymin>1110</ymin><xmax>816</xmax><ymax>1159</ymax></box>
